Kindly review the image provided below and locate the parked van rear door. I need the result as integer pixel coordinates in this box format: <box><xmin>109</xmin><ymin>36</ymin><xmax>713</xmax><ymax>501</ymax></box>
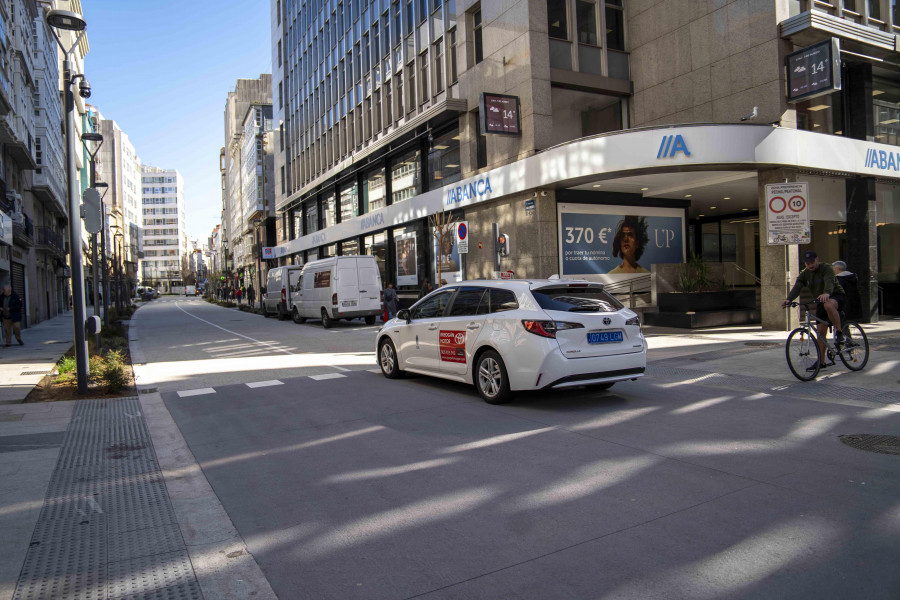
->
<box><xmin>358</xmin><ymin>260</ymin><xmax>381</xmax><ymax>313</ymax></box>
<box><xmin>336</xmin><ymin>258</ymin><xmax>360</xmax><ymax>313</ymax></box>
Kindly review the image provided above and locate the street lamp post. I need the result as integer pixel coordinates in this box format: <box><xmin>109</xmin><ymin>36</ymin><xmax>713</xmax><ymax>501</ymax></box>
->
<box><xmin>253</xmin><ymin>217</ymin><xmax>262</xmax><ymax>310</ymax></box>
<box><xmin>113</xmin><ymin>231</ymin><xmax>124</xmax><ymax>314</ymax></box>
<box><xmin>81</xmin><ymin>132</ymin><xmax>103</xmax><ymax>329</ymax></box>
<box><xmin>47</xmin><ymin>9</ymin><xmax>90</xmax><ymax>393</ymax></box>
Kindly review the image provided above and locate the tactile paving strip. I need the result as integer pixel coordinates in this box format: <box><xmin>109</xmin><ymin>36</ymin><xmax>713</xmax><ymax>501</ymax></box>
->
<box><xmin>13</xmin><ymin>398</ymin><xmax>203</xmax><ymax>600</ymax></box>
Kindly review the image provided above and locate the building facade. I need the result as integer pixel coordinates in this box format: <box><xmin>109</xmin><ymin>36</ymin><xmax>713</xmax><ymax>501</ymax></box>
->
<box><xmin>140</xmin><ymin>165</ymin><xmax>185</xmax><ymax>293</ymax></box>
<box><xmin>0</xmin><ymin>1</ymin><xmax>91</xmax><ymax>326</ymax></box>
<box><xmin>270</xmin><ymin>0</ymin><xmax>900</xmax><ymax>328</ymax></box>
<box><xmin>222</xmin><ymin>75</ymin><xmax>272</xmax><ymax>295</ymax></box>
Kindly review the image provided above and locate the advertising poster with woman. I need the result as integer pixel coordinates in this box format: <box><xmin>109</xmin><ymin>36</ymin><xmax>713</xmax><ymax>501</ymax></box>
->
<box><xmin>395</xmin><ymin>233</ymin><xmax>418</xmax><ymax>286</ymax></box>
<box><xmin>558</xmin><ymin>204</ymin><xmax>685</xmax><ymax>276</ymax></box>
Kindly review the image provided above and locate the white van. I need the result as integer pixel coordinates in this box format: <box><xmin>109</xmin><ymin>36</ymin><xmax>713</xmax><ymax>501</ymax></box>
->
<box><xmin>291</xmin><ymin>255</ymin><xmax>382</xmax><ymax>327</ymax></box>
<box><xmin>264</xmin><ymin>265</ymin><xmax>303</xmax><ymax>319</ymax></box>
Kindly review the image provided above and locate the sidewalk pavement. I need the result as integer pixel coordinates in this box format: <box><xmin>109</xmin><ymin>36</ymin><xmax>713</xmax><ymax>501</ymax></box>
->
<box><xmin>1</xmin><ymin>310</ymin><xmax>897</xmax><ymax>599</ymax></box>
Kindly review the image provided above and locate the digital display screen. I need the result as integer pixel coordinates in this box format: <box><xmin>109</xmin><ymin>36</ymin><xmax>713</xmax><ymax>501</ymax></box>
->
<box><xmin>786</xmin><ymin>39</ymin><xmax>841</xmax><ymax>103</ymax></box>
<box><xmin>479</xmin><ymin>93</ymin><xmax>521</xmax><ymax>135</ymax></box>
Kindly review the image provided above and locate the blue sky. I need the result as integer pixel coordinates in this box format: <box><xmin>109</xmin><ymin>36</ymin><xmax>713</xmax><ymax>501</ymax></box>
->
<box><xmin>83</xmin><ymin>0</ymin><xmax>272</xmax><ymax>241</ymax></box>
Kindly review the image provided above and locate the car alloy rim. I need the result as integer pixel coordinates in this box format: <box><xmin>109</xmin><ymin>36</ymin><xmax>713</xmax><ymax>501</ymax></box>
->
<box><xmin>479</xmin><ymin>357</ymin><xmax>501</xmax><ymax>397</ymax></box>
<box><xmin>381</xmin><ymin>344</ymin><xmax>394</xmax><ymax>372</ymax></box>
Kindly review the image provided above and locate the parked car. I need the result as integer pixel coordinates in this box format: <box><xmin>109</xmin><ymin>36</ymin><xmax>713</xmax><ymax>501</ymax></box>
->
<box><xmin>264</xmin><ymin>265</ymin><xmax>303</xmax><ymax>319</ymax></box>
<box><xmin>291</xmin><ymin>255</ymin><xmax>382</xmax><ymax>327</ymax></box>
<box><xmin>375</xmin><ymin>280</ymin><xmax>646</xmax><ymax>404</ymax></box>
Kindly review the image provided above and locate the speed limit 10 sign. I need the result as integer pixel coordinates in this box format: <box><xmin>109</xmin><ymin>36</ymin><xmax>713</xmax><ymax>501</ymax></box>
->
<box><xmin>765</xmin><ymin>182</ymin><xmax>810</xmax><ymax>245</ymax></box>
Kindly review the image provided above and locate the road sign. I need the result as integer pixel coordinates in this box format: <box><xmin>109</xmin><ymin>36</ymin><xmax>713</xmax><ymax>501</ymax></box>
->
<box><xmin>765</xmin><ymin>182</ymin><xmax>810</xmax><ymax>245</ymax></box>
<box><xmin>456</xmin><ymin>221</ymin><xmax>468</xmax><ymax>254</ymax></box>
<box><xmin>82</xmin><ymin>188</ymin><xmax>102</xmax><ymax>234</ymax></box>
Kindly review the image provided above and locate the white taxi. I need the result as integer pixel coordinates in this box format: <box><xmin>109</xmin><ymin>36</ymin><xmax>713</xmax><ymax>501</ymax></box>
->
<box><xmin>375</xmin><ymin>280</ymin><xmax>646</xmax><ymax>404</ymax></box>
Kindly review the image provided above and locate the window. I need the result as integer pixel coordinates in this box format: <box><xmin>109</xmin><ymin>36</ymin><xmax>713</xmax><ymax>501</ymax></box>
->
<box><xmin>304</xmin><ymin>201</ymin><xmax>318</xmax><ymax>235</ymax></box>
<box><xmin>478</xmin><ymin>288</ymin><xmax>519</xmax><ymax>314</ymax></box>
<box><xmin>547</xmin><ymin>0</ymin><xmax>568</xmax><ymax>39</ymax></box>
<box><xmin>340</xmin><ymin>181</ymin><xmax>358</xmax><ymax>221</ymax></box>
<box><xmin>363</xmin><ymin>166</ymin><xmax>386</xmax><ymax>212</ymax></box>
<box><xmin>433</xmin><ymin>39</ymin><xmax>444</xmax><ymax>95</ymax></box>
<box><xmin>531</xmin><ymin>287</ymin><xmax>623</xmax><ymax>312</ymax></box>
<box><xmin>449</xmin><ymin>28</ymin><xmax>458</xmax><ymax>84</ymax></box>
<box><xmin>428</xmin><ymin>126</ymin><xmax>461</xmax><ymax>187</ymax></box>
<box><xmin>391</xmin><ymin>151</ymin><xmax>419</xmax><ymax>204</ymax></box>
<box><xmin>475</xmin><ymin>110</ymin><xmax>487</xmax><ymax>169</ymax></box>
<box><xmin>473</xmin><ymin>9</ymin><xmax>483</xmax><ymax>64</ymax></box>
<box><xmin>412</xmin><ymin>289</ymin><xmax>454</xmax><ymax>319</ymax></box>
<box><xmin>576</xmin><ymin>1</ymin><xmax>597</xmax><ymax>45</ymax></box>
<box><xmin>448</xmin><ymin>287</ymin><xmax>486</xmax><ymax>316</ymax></box>
<box><xmin>278</xmin><ymin>40</ymin><xmax>282</xmax><ymax>67</ymax></box>
<box><xmin>279</xmin><ymin>81</ymin><xmax>283</xmax><ymax>109</ymax></box>
<box><xmin>606</xmin><ymin>0</ymin><xmax>625</xmax><ymax>51</ymax></box>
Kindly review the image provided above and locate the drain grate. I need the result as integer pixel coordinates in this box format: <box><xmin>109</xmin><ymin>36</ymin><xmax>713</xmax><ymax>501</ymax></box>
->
<box><xmin>839</xmin><ymin>434</ymin><xmax>900</xmax><ymax>456</ymax></box>
<box><xmin>744</xmin><ymin>341</ymin><xmax>781</xmax><ymax>348</ymax></box>
<box><xmin>138</xmin><ymin>387</ymin><xmax>159</xmax><ymax>394</ymax></box>
<box><xmin>20</xmin><ymin>370</ymin><xmax>52</xmax><ymax>376</ymax></box>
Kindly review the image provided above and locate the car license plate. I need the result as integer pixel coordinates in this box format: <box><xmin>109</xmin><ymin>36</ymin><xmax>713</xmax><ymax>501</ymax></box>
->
<box><xmin>341</xmin><ymin>300</ymin><xmax>357</xmax><ymax>307</ymax></box>
<box><xmin>587</xmin><ymin>331</ymin><xmax>623</xmax><ymax>344</ymax></box>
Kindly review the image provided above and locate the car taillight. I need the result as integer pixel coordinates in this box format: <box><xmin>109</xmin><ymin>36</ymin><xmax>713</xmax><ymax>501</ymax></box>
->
<box><xmin>332</xmin><ymin>293</ymin><xmax>338</xmax><ymax>305</ymax></box>
<box><xmin>522</xmin><ymin>320</ymin><xmax>584</xmax><ymax>338</ymax></box>
<box><xmin>281</xmin><ymin>287</ymin><xmax>286</xmax><ymax>302</ymax></box>
<box><xmin>625</xmin><ymin>316</ymin><xmax>640</xmax><ymax>326</ymax></box>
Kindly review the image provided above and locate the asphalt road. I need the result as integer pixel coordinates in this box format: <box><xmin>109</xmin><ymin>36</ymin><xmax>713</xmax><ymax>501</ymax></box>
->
<box><xmin>132</xmin><ymin>298</ymin><xmax>900</xmax><ymax>599</ymax></box>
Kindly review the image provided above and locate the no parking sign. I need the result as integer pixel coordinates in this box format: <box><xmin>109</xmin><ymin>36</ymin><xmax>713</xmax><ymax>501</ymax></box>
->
<box><xmin>456</xmin><ymin>221</ymin><xmax>469</xmax><ymax>254</ymax></box>
<box><xmin>765</xmin><ymin>183</ymin><xmax>810</xmax><ymax>245</ymax></box>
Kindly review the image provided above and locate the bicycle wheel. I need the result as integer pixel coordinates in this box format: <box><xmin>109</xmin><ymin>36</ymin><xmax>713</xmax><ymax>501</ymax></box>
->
<box><xmin>786</xmin><ymin>327</ymin><xmax>822</xmax><ymax>381</ymax></box>
<box><xmin>839</xmin><ymin>322</ymin><xmax>869</xmax><ymax>371</ymax></box>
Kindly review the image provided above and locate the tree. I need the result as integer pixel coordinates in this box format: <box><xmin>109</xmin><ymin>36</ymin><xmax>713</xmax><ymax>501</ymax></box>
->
<box><xmin>429</xmin><ymin>209</ymin><xmax>457</xmax><ymax>286</ymax></box>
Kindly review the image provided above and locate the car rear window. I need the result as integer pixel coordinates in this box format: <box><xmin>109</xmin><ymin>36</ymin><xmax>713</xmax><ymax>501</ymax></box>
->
<box><xmin>531</xmin><ymin>286</ymin><xmax>624</xmax><ymax>313</ymax></box>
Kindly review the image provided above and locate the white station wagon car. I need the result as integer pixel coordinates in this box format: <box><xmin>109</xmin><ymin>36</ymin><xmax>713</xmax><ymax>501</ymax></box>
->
<box><xmin>375</xmin><ymin>279</ymin><xmax>646</xmax><ymax>404</ymax></box>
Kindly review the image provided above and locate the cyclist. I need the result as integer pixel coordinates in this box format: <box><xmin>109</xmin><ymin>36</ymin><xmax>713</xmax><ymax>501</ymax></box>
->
<box><xmin>782</xmin><ymin>250</ymin><xmax>847</xmax><ymax>371</ymax></box>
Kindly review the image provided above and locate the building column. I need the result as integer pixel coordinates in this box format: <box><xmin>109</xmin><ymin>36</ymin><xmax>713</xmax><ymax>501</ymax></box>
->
<box><xmin>846</xmin><ymin>177</ymin><xmax>879</xmax><ymax>322</ymax></box>
<box><xmin>758</xmin><ymin>168</ymin><xmax>800</xmax><ymax>330</ymax></box>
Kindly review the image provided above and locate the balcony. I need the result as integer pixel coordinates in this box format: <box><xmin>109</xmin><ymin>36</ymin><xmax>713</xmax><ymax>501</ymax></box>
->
<box><xmin>13</xmin><ymin>214</ymin><xmax>33</xmax><ymax>247</ymax></box>
<box><xmin>0</xmin><ymin>69</ymin><xmax>11</xmax><ymax>115</ymax></box>
<box><xmin>35</xmin><ymin>225</ymin><xmax>66</xmax><ymax>258</ymax></box>
<box><xmin>0</xmin><ymin>114</ymin><xmax>36</xmax><ymax>169</ymax></box>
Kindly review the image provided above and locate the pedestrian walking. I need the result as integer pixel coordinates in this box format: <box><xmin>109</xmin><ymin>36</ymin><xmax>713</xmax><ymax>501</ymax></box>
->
<box><xmin>1</xmin><ymin>284</ymin><xmax>24</xmax><ymax>346</ymax></box>
<box><xmin>383</xmin><ymin>283</ymin><xmax>399</xmax><ymax>321</ymax></box>
<box><xmin>420</xmin><ymin>278</ymin><xmax>433</xmax><ymax>298</ymax></box>
<box><xmin>236</xmin><ymin>287</ymin><xmax>243</xmax><ymax>303</ymax></box>
<box><xmin>247</xmin><ymin>285</ymin><xmax>255</xmax><ymax>306</ymax></box>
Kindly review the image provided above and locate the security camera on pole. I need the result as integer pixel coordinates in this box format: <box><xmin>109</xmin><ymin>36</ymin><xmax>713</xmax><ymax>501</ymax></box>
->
<box><xmin>46</xmin><ymin>8</ymin><xmax>92</xmax><ymax>393</ymax></box>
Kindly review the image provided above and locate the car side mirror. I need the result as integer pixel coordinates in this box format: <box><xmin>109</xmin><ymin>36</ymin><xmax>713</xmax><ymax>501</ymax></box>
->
<box><xmin>397</xmin><ymin>309</ymin><xmax>411</xmax><ymax>323</ymax></box>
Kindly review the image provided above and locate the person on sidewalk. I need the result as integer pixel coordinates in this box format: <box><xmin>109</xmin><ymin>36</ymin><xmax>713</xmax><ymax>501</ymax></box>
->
<box><xmin>383</xmin><ymin>283</ymin><xmax>399</xmax><ymax>321</ymax></box>
<box><xmin>1</xmin><ymin>284</ymin><xmax>24</xmax><ymax>346</ymax></box>
<box><xmin>782</xmin><ymin>250</ymin><xmax>845</xmax><ymax>371</ymax></box>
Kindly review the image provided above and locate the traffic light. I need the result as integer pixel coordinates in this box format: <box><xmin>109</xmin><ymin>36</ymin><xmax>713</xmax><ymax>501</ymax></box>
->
<box><xmin>497</xmin><ymin>232</ymin><xmax>510</xmax><ymax>257</ymax></box>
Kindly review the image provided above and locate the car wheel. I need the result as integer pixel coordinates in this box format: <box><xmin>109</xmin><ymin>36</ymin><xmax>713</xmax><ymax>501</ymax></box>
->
<box><xmin>475</xmin><ymin>350</ymin><xmax>511</xmax><ymax>405</ymax></box>
<box><xmin>263</xmin><ymin>308</ymin><xmax>270</xmax><ymax>318</ymax></box>
<box><xmin>292</xmin><ymin>307</ymin><xmax>306</xmax><ymax>324</ymax></box>
<box><xmin>364</xmin><ymin>315</ymin><xmax>376</xmax><ymax>325</ymax></box>
<box><xmin>379</xmin><ymin>339</ymin><xmax>403</xmax><ymax>379</ymax></box>
<box><xmin>321</xmin><ymin>308</ymin><xmax>333</xmax><ymax>329</ymax></box>
<box><xmin>277</xmin><ymin>307</ymin><xmax>288</xmax><ymax>321</ymax></box>
<box><xmin>584</xmin><ymin>382</ymin><xmax>615</xmax><ymax>392</ymax></box>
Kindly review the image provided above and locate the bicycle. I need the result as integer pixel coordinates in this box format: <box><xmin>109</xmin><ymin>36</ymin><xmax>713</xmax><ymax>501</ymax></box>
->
<box><xmin>784</xmin><ymin>300</ymin><xmax>870</xmax><ymax>381</ymax></box>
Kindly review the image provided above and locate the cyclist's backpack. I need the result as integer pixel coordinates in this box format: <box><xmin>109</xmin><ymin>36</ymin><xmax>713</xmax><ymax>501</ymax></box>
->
<box><xmin>839</xmin><ymin>272</ymin><xmax>862</xmax><ymax>320</ymax></box>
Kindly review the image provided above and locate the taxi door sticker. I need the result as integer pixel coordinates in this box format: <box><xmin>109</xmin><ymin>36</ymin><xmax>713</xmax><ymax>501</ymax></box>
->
<box><xmin>439</xmin><ymin>330</ymin><xmax>466</xmax><ymax>363</ymax></box>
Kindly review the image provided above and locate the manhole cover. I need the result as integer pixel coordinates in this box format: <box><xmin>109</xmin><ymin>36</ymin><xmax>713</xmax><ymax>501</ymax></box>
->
<box><xmin>745</xmin><ymin>342</ymin><xmax>781</xmax><ymax>348</ymax></box>
<box><xmin>20</xmin><ymin>370</ymin><xmax>51</xmax><ymax>376</ymax></box>
<box><xmin>839</xmin><ymin>434</ymin><xmax>900</xmax><ymax>456</ymax></box>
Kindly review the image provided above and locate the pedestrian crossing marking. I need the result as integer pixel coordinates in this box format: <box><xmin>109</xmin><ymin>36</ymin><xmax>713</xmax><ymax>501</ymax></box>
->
<box><xmin>246</xmin><ymin>380</ymin><xmax>284</xmax><ymax>388</ymax></box>
<box><xmin>367</xmin><ymin>369</ymin><xmax>383</xmax><ymax>374</ymax></box>
<box><xmin>308</xmin><ymin>373</ymin><xmax>347</xmax><ymax>381</ymax></box>
<box><xmin>177</xmin><ymin>388</ymin><xmax>216</xmax><ymax>397</ymax></box>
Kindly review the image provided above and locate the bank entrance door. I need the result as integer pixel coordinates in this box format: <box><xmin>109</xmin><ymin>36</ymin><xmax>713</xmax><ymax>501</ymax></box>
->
<box><xmin>691</xmin><ymin>214</ymin><xmax>760</xmax><ymax>286</ymax></box>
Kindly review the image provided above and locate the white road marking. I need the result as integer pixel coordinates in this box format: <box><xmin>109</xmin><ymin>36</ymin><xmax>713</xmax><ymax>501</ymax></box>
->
<box><xmin>177</xmin><ymin>388</ymin><xmax>217</xmax><ymax>397</ymax></box>
<box><xmin>368</xmin><ymin>368</ymin><xmax>383</xmax><ymax>374</ymax></box>
<box><xmin>175</xmin><ymin>302</ymin><xmax>353</xmax><ymax>374</ymax></box>
<box><xmin>309</xmin><ymin>373</ymin><xmax>347</xmax><ymax>381</ymax></box>
<box><xmin>246</xmin><ymin>380</ymin><xmax>284</xmax><ymax>388</ymax></box>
